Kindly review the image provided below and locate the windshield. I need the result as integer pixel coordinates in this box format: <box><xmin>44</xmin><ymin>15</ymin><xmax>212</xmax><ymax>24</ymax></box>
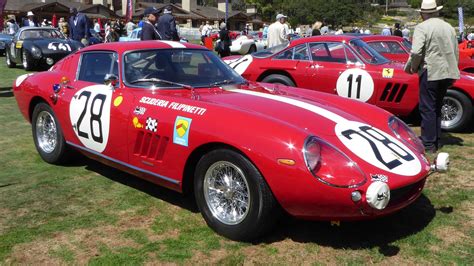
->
<box><xmin>123</xmin><ymin>49</ymin><xmax>246</xmax><ymax>88</ymax></box>
<box><xmin>19</xmin><ymin>29</ymin><xmax>65</xmax><ymax>40</ymax></box>
<box><xmin>402</xmin><ymin>39</ymin><xmax>412</xmax><ymax>50</ymax></box>
<box><xmin>252</xmin><ymin>42</ymin><xmax>290</xmax><ymax>58</ymax></box>
<box><xmin>349</xmin><ymin>39</ymin><xmax>389</xmax><ymax>65</ymax></box>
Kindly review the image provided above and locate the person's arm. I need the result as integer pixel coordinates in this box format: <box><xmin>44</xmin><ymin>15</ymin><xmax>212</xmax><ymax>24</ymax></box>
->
<box><xmin>279</xmin><ymin>25</ymin><xmax>287</xmax><ymax>41</ymax></box>
<box><xmin>409</xmin><ymin>26</ymin><xmax>425</xmax><ymax>74</ymax></box>
<box><xmin>452</xmin><ymin>28</ymin><xmax>459</xmax><ymax>65</ymax></box>
<box><xmin>170</xmin><ymin>17</ymin><xmax>178</xmax><ymax>41</ymax></box>
<box><xmin>141</xmin><ymin>25</ymin><xmax>153</xmax><ymax>40</ymax></box>
<box><xmin>83</xmin><ymin>16</ymin><xmax>90</xmax><ymax>39</ymax></box>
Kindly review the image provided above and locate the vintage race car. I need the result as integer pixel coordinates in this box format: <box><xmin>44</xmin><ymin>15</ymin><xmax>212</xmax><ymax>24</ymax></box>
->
<box><xmin>13</xmin><ymin>41</ymin><xmax>447</xmax><ymax>241</ymax></box>
<box><xmin>360</xmin><ymin>35</ymin><xmax>474</xmax><ymax>131</ymax></box>
<box><xmin>0</xmin><ymin>33</ymin><xmax>13</xmax><ymax>55</ymax></box>
<box><xmin>217</xmin><ymin>33</ymin><xmax>265</xmax><ymax>55</ymax></box>
<box><xmin>5</xmin><ymin>27</ymin><xmax>83</xmax><ymax>70</ymax></box>
<box><xmin>224</xmin><ymin>35</ymin><xmax>474</xmax><ymax>131</ymax></box>
<box><xmin>119</xmin><ymin>28</ymin><xmax>142</xmax><ymax>42</ymax></box>
<box><xmin>361</xmin><ymin>35</ymin><xmax>474</xmax><ymax>74</ymax></box>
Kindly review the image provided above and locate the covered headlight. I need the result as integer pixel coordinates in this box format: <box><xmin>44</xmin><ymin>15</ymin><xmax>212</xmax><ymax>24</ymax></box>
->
<box><xmin>30</xmin><ymin>46</ymin><xmax>42</xmax><ymax>59</ymax></box>
<box><xmin>389</xmin><ymin>116</ymin><xmax>424</xmax><ymax>153</ymax></box>
<box><xmin>303</xmin><ymin>136</ymin><xmax>367</xmax><ymax>188</ymax></box>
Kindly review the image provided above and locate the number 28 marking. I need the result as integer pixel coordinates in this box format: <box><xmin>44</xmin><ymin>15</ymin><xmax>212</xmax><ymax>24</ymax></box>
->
<box><xmin>75</xmin><ymin>91</ymin><xmax>106</xmax><ymax>144</ymax></box>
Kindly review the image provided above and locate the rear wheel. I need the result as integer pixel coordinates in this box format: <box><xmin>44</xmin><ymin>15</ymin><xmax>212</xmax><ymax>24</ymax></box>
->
<box><xmin>22</xmin><ymin>49</ymin><xmax>35</xmax><ymax>71</ymax></box>
<box><xmin>441</xmin><ymin>90</ymin><xmax>472</xmax><ymax>132</ymax></box>
<box><xmin>261</xmin><ymin>74</ymin><xmax>296</xmax><ymax>87</ymax></box>
<box><xmin>32</xmin><ymin>103</ymin><xmax>69</xmax><ymax>164</ymax></box>
<box><xmin>5</xmin><ymin>50</ymin><xmax>16</xmax><ymax>68</ymax></box>
<box><xmin>194</xmin><ymin>149</ymin><xmax>279</xmax><ymax>241</ymax></box>
<box><xmin>248</xmin><ymin>45</ymin><xmax>256</xmax><ymax>54</ymax></box>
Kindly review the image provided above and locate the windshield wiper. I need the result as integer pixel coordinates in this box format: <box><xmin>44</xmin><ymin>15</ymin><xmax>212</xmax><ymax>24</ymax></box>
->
<box><xmin>208</xmin><ymin>79</ymin><xmax>243</xmax><ymax>87</ymax></box>
<box><xmin>130</xmin><ymin>78</ymin><xmax>193</xmax><ymax>90</ymax></box>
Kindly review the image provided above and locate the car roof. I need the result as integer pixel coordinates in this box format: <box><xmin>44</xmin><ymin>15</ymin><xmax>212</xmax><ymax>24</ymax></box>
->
<box><xmin>291</xmin><ymin>35</ymin><xmax>357</xmax><ymax>46</ymax></box>
<box><xmin>80</xmin><ymin>40</ymin><xmax>207</xmax><ymax>53</ymax></box>
<box><xmin>358</xmin><ymin>35</ymin><xmax>404</xmax><ymax>42</ymax></box>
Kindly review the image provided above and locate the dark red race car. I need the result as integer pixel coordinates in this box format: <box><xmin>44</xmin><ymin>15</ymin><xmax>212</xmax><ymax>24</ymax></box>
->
<box><xmin>13</xmin><ymin>41</ymin><xmax>448</xmax><ymax>240</ymax></box>
<box><xmin>224</xmin><ymin>35</ymin><xmax>474</xmax><ymax>131</ymax></box>
<box><xmin>361</xmin><ymin>35</ymin><xmax>474</xmax><ymax>74</ymax></box>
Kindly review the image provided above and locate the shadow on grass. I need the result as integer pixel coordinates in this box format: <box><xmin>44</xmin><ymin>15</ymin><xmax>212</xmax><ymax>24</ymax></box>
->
<box><xmin>259</xmin><ymin>194</ymin><xmax>437</xmax><ymax>256</ymax></box>
<box><xmin>64</xmin><ymin>155</ymin><xmax>199</xmax><ymax>213</ymax></box>
<box><xmin>62</xmin><ymin>155</ymin><xmax>439</xmax><ymax>257</ymax></box>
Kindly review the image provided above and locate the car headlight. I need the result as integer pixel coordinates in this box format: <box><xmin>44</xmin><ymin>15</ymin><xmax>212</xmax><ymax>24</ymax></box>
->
<box><xmin>303</xmin><ymin>136</ymin><xmax>367</xmax><ymax>188</ymax></box>
<box><xmin>388</xmin><ymin>116</ymin><xmax>424</xmax><ymax>153</ymax></box>
<box><xmin>31</xmin><ymin>46</ymin><xmax>42</xmax><ymax>59</ymax></box>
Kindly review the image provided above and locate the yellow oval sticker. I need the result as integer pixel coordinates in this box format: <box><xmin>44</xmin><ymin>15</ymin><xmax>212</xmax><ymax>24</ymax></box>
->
<box><xmin>113</xmin><ymin>96</ymin><xmax>123</xmax><ymax>107</ymax></box>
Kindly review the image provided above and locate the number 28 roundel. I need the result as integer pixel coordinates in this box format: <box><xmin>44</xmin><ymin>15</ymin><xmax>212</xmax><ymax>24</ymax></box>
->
<box><xmin>69</xmin><ymin>85</ymin><xmax>113</xmax><ymax>153</ymax></box>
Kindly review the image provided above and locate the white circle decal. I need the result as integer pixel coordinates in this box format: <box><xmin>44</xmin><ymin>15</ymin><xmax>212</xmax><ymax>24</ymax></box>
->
<box><xmin>69</xmin><ymin>85</ymin><xmax>113</xmax><ymax>153</ymax></box>
<box><xmin>335</xmin><ymin>121</ymin><xmax>421</xmax><ymax>176</ymax></box>
<box><xmin>226</xmin><ymin>55</ymin><xmax>253</xmax><ymax>75</ymax></box>
<box><xmin>336</xmin><ymin>68</ymin><xmax>374</xmax><ymax>102</ymax></box>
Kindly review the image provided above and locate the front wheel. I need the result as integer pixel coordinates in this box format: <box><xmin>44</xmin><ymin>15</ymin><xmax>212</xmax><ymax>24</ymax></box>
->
<box><xmin>261</xmin><ymin>74</ymin><xmax>296</xmax><ymax>87</ymax></box>
<box><xmin>194</xmin><ymin>149</ymin><xmax>279</xmax><ymax>241</ymax></box>
<box><xmin>22</xmin><ymin>49</ymin><xmax>35</xmax><ymax>71</ymax></box>
<box><xmin>5</xmin><ymin>50</ymin><xmax>16</xmax><ymax>68</ymax></box>
<box><xmin>32</xmin><ymin>103</ymin><xmax>69</xmax><ymax>164</ymax></box>
<box><xmin>247</xmin><ymin>45</ymin><xmax>256</xmax><ymax>54</ymax></box>
<box><xmin>441</xmin><ymin>90</ymin><xmax>472</xmax><ymax>132</ymax></box>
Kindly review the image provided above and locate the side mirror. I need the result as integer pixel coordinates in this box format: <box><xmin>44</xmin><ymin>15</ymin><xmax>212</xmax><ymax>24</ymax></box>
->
<box><xmin>104</xmin><ymin>74</ymin><xmax>119</xmax><ymax>87</ymax></box>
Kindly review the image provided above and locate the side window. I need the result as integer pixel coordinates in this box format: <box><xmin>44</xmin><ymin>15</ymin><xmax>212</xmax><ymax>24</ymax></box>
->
<box><xmin>274</xmin><ymin>44</ymin><xmax>310</xmax><ymax>61</ymax></box>
<box><xmin>385</xmin><ymin>41</ymin><xmax>405</xmax><ymax>54</ymax></box>
<box><xmin>310</xmin><ymin>42</ymin><xmax>359</xmax><ymax>64</ymax></box>
<box><xmin>367</xmin><ymin>42</ymin><xmax>390</xmax><ymax>53</ymax></box>
<box><xmin>78</xmin><ymin>52</ymin><xmax>119</xmax><ymax>84</ymax></box>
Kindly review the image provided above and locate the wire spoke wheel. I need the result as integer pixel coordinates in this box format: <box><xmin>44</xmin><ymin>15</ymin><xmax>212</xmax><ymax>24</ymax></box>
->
<box><xmin>441</xmin><ymin>96</ymin><xmax>463</xmax><ymax>129</ymax></box>
<box><xmin>35</xmin><ymin>110</ymin><xmax>58</xmax><ymax>154</ymax></box>
<box><xmin>203</xmin><ymin>161</ymin><xmax>250</xmax><ymax>225</ymax></box>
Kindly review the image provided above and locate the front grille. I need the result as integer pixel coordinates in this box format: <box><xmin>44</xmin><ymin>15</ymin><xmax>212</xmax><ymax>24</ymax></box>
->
<box><xmin>388</xmin><ymin>178</ymin><xmax>426</xmax><ymax>207</ymax></box>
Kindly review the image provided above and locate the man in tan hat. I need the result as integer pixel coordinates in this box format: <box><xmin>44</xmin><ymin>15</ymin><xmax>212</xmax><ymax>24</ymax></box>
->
<box><xmin>267</xmin><ymin>14</ymin><xmax>288</xmax><ymax>48</ymax></box>
<box><xmin>404</xmin><ymin>0</ymin><xmax>460</xmax><ymax>153</ymax></box>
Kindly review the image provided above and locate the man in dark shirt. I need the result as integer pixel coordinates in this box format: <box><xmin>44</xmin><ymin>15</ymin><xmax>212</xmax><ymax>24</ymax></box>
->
<box><xmin>141</xmin><ymin>7</ymin><xmax>161</xmax><ymax>41</ymax></box>
<box><xmin>157</xmin><ymin>6</ymin><xmax>179</xmax><ymax>41</ymax></box>
<box><xmin>393</xmin><ymin>23</ymin><xmax>403</xmax><ymax>37</ymax></box>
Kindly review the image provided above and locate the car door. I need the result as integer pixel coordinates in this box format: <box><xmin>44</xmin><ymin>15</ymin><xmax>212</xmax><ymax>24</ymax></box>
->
<box><xmin>9</xmin><ymin>30</ymin><xmax>22</xmax><ymax>62</ymax></box>
<box><xmin>271</xmin><ymin>43</ymin><xmax>312</xmax><ymax>87</ymax></box>
<box><xmin>306</xmin><ymin>42</ymin><xmax>377</xmax><ymax>104</ymax></box>
<box><xmin>64</xmin><ymin>51</ymin><xmax>133</xmax><ymax>163</ymax></box>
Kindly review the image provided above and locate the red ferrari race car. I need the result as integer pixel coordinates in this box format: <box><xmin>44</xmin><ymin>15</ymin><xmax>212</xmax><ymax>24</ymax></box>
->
<box><xmin>224</xmin><ymin>35</ymin><xmax>474</xmax><ymax>131</ymax></box>
<box><xmin>13</xmin><ymin>41</ymin><xmax>448</xmax><ymax>241</ymax></box>
<box><xmin>361</xmin><ymin>35</ymin><xmax>474</xmax><ymax>74</ymax></box>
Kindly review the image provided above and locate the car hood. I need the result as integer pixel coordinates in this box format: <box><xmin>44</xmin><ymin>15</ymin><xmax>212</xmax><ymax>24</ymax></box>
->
<box><xmin>197</xmin><ymin>82</ymin><xmax>392</xmax><ymax>137</ymax></box>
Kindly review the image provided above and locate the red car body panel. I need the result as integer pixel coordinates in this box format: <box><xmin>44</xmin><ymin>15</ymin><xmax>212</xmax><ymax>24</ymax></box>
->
<box><xmin>13</xmin><ymin>41</ymin><xmax>432</xmax><ymax>220</ymax></box>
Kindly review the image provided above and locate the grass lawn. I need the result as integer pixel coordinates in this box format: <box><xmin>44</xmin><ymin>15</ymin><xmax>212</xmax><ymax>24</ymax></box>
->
<box><xmin>0</xmin><ymin>56</ymin><xmax>473</xmax><ymax>264</ymax></box>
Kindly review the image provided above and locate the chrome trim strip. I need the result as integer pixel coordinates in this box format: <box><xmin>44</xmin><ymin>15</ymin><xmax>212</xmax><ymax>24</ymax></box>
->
<box><xmin>66</xmin><ymin>141</ymin><xmax>180</xmax><ymax>185</ymax></box>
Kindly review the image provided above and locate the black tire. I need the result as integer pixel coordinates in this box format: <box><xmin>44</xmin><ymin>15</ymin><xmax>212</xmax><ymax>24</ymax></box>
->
<box><xmin>22</xmin><ymin>49</ymin><xmax>35</xmax><ymax>71</ymax></box>
<box><xmin>194</xmin><ymin>149</ymin><xmax>279</xmax><ymax>241</ymax></box>
<box><xmin>462</xmin><ymin>67</ymin><xmax>474</xmax><ymax>74</ymax></box>
<box><xmin>5</xmin><ymin>50</ymin><xmax>16</xmax><ymax>68</ymax></box>
<box><xmin>31</xmin><ymin>103</ymin><xmax>69</xmax><ymax>164</ymax></box>
<box><xmin>247</xmin><ymin>45</ymin><xmax>256</xmax><ymax>54</ymax></box>
<box><xmin>261</xmin><ymin>74</ymin><xmax>296</xmax><ymax>87</ymax></box>
<box><xmin>441</xmin><ymin>89</ymin><xmax>473</xmax><ymax>132</ymax></box>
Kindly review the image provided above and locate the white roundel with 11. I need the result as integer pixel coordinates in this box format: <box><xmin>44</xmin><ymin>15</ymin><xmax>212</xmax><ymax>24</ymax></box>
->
<box><xmin>336</xmin><ymin>68</ymin><xmax>374</xmax><ymax>102</ymax></box>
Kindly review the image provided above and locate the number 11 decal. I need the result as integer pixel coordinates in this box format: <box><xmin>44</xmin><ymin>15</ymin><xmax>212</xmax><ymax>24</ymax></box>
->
<box><xmin>69</xmin><ymin>85</ymin><xmax>113</xmax><ymax>153</ymax></box>
<box><xmin>336</xmin><ymin>68</ymin><xmax>374</xmax><ymax>102</ymax></box>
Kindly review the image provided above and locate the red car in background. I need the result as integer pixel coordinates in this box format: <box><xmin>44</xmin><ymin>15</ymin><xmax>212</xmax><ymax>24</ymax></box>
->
<box><xmin>13</xmin><ymin>41</ymin><xmax>447</xmax><ymax>240</ymax></box>
<box><xmin>361</xmin><ymin>35</ymin><xmax>474</xmax><ymax>74</ymax></box>
<box><xmin>361</xmin><ymin>35</ymin><xmax>474</xmax><ymax>131</ymax></box>
<box><xmin>224</xmin><ymin>35</ymin><xmax>473</xmax><ymax>131</ymax></box>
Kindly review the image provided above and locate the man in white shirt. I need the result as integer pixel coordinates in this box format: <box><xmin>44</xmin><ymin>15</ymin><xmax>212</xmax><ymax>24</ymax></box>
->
<box><xmin>22</xmin><ymin>11</ymin><xmax>38</xmax><ymax>27</ymax></box>
<box><xmin>125</xmin><ymin>20</ymin><xmax>136</xmax><ymax>36</ymax></box>
<box><xmin>201</xmin><ymin>21</ymin><xmax>212</xmax><ymax>45</ymax></box>
<box><xmin>267</xmin><ymin>14</ymin><xmax>288</xmax><ymax>48</ymax></box>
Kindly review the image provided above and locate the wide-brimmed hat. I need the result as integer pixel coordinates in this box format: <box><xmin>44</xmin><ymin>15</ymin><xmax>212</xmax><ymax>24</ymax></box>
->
<box><xmin>27</xmin><ymin>11</ymin><xmax>34</xmax><ymax>16</ymax></box>
<box><xmin>276</xmin><ymin>14</ymin><xmax>287</xmax><ymax>20</ymax></box>
<box><xmin>417</xmin><ymin>0</ymin><xmax>443</xmax><ymax>13</ymax></box>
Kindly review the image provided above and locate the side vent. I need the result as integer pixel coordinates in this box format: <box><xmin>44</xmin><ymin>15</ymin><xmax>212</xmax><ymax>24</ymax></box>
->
<box><xmin>133</xmin><ymin>131</ymin><xmax>169</xmax><ymax>162</ymax></box>
<box><xmin>380</xmin><ymin>83</ymin><xmax>407</xmax><ymax>103</ymax></box>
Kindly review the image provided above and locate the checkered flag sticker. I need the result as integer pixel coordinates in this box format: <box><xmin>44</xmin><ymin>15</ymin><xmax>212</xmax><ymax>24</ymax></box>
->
<box><xmin>146</xmin><ymin>117</ymin><xmax>158</xmax><ymax>132</ymax></box>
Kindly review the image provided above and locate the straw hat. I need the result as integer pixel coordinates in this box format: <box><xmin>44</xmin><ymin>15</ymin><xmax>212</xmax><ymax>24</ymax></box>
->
<box><xmin>416</xmin><ymin>0</ymin><xmax>443</xmax><ymax>13</ymax></box>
